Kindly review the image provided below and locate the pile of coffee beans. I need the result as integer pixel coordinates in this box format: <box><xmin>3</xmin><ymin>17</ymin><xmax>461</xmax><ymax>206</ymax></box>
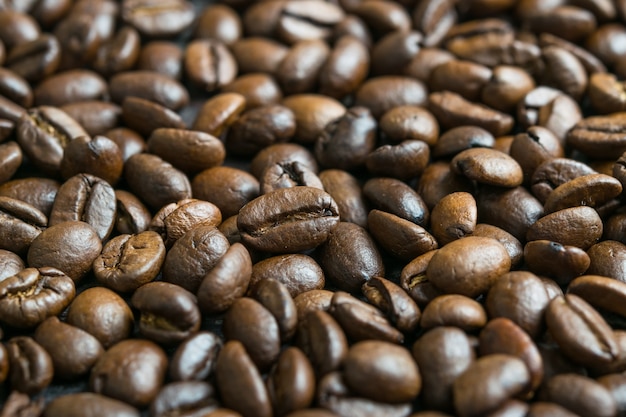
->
<box><xmin>4</xmin><ymin>0</ymin><xmax>626</xmax><ymax>416</ymax></box>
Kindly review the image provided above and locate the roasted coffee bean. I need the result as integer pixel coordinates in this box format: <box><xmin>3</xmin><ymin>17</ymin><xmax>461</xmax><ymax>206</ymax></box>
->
<box><xmin>567</xmin><ymin>112</ymin><xmax>626</xmax><ymax>159</ymax></box>
<box><xmin>293</xmin><ymin>290</ymin><xmax>333</xmax><ymax>323</ymax></box>
<box><xmin>250</xmin><ymin>278</ymin><xmax>297</xmax><ymax>341</ymax></box>
<box><xmin>400</xmin><ymin>250</ymin><xmax>442</xmax><ymax>308</ymax></box>
<box><xmin>27</xmin><ymin>221</ymin><xmax>101</xmax><ymax>282</ymax></box>
<box><xmin>267</xmin><ymin>347</ymin><xmax>315</xmax><ymax>416</ymax></box>
<box><xmin>0</xmin><ymin>67</ymin><xmax>32</xmax><ymax>108</ymax></box>
<box><xmin>472</xmin><ymin>223</ymin><xmax>523</xmax><ymax>266</ymax></box>
<box><xmin>276</xmin><ymin>0</ymin><xmax>344</xmax><ymax>45</ymax></box>
<box><xmin>150</xmin><ymin>381</ymin><xmax>217</xmax><ymax>417</ymax></box>
<box><xmin>124</xmin><ymin>152</ymin><xmax>192</xmax><ymax>211</ymax></box>
<box><xmin>60</xmin><ymin>101</ymin><xmax>121</xmax><ymax>137</ymax></box>
<box><xmin>0</xmin><ymin>196</ymin><xmax>46</xmax><ymax>256</ymax></box>
<box><xmin>319</xmin><ymin>222</ymin><xmax>384</xmax><ymax>293</ymax></box>
<box><xmin>121</xmin><ymin>96</ymin><xmax>186</xmax><ymax>137</ymax></box>
<box><xmin>16</xmin><ymin>105</ymin><xmax>87</xmax><ymax>175</ymax></box>
<box><xmin>526</xmin><ymin>402</ymin><xmax>581</xmax><ymax>417</ymax></box>
<box><xmin>0</xmin><ymin>267</ymin><xmax>74</xmax><ymax>329</ymax></box>
<box><xmin>430</xmin><ymin>192</ymin><xmax>477</xmax><ymax>246</ymax></box>
<box><xmin>132</xmin><ymin>281</ymin><xmax>201</xmax><ymax>345</ymax></box>
<box><xmin>546</xmin><ymin>294</ymin><xmax>618</xmax><ymax>368</ymax></box>
<box><xmin>169</xmin><ymin>331</ymin><xmax>222</xmax><ymax>382</ymax></box>
<box><xmin>568</xmin><ymin>275</ymin><xmax>626</xmax><ymax>319</ymax></box>
<box><xmin>318</xmin><ymin>169</ymin><xmax>367</xmax><ymax>227</ymax></box>
<box><xmin>260</xmin><ymin>161</ymin><xmax>323</xmax><ymax>194</ymax></box>
<box><xmin>33</xmin><ymin>69</ymin><xmax>107</xmax><ymax>107</ymax></box>
<box><xmin>353</xmin><ymin>0</ymin><xmax>410</xmax><ymax>36</ymax></box>
<box><xmin>430</xmin><ymin>60</ymin><xmax>492</xmax><ymax>102</ymax></box>
<box><xmin>6</xmin><ymin>34</ymin><xmax>61</xmax><ymax>82</ymax></box>
<box><xmin>33</xmin><ymin>317</ymin><xmax>103</xmax><ymax>380</ymax></box>
<box><xmin>364</xmin><ymin>177</ymin><xmax>429</xmax><ymax>226</ymax></box>
<box><xmin>282</xmin><ymin>94</ymin><xmax>346</xmax><ymax>145</ymax></box>
<box><xmin>412</xmin><ymin>326</ymin><xmax>475</xmax><ymax>412</ymax></box>
<box><xmin>431</xmin><ymin>126</ymin><xmax>494</xmax><ymax>159</ymax></box>
<box><xmin>238</xmin><ymin>187</ymin><xmax>339</xmax><ymax>253</ymax></box>
<box><xmin>526</xmin><ymin>206</ymin><xmax>603</xmax><ymax>250</ymax></box>
<box><xmin>427</xmin><ymin>236</ymin><xmax>510</xmax><ymax>298</ymax></box>
<box><xmin>185</xmin><ymin>39</ymin><xmax>237</xmax><ymax>92</ymax></box>
<box><xmin>296</xmin><ymin>309</ymin><xmax>347</xmax><ymax>377</ymax></box>
<box><xmin>315</xmin><ymin>106</ymin><xmax>376</xmax><ymax>170</ymax></box>
<box><xmin>215</xmin><ymin>340</ymin><xmax>273</xmax><ymax>417</ymax></box>
<box><xmin>330</xmin><ymin>291</ymin><xmax>403</xmax><ymax>344</ymax></box>
<box><xmin>586</xmin><ymin>240</ymin><xmax>626</xmax><ymax>281</ymax></box>
<box><xmin>192</xmin><ymin>166</ymin><xmax>260</xmax><ymax>218</ymax></box>
<box><xmin>418</xmin><ymin>161</ymin><xmax>475</xmax><ymax>210</ymax></box>
<box><xmin>344</xmin><ymin>340</ymin><xmax>420</xmax><ymax>403</ymax></box>
<box><xmin>110</xmin><ymin>70</ymin><xmax>188</xmax><ymax>110</ymax></box>
<box><xmin>0</xmin><ymin>249</ymin><xmax>24</xmax><ymax>282</ymax></box>
<box><xmin>481</xmin><ymin>65</ymin><xmax>536</xmax><ymax>113</ymax></box>
<box><xmin>90</xmin><ymin>339</ymin><xmax>168</xmax><ymax>408</ymax></box>
<box><xmin>543</xmin><ymin>373</ymin><xmax>617</xmax><ymax>417</ymax></box>
<box><xmin>0</xmin><ymin>178</ymin><xmax>59</xmax><ymax>218</ymax></box>
<box><xmin>197</xmin><ymin>243</ymin><xmax>252</xmax><ymax>314</ymax></box>
<box><xmin>224</xmin><ymin>73</ymin><xmax>280</xmax><ymax>107</ymax></box>
<box><xmin>231</xmin><ymin>37</ymin><xmax>289</xmax><ymax>75</ymax></box>
<box><xmin>317</xmin><ymin>371</ymin><xmax>413</xmax><ymax>417</ymax></box>
<box><xmin>162</xmin><ymin>225</ymin><xmax>230</xmax><ymax>293</ymax></box>
<box><xmin>137</xmin><ymin>41</ymin><xmax>183</xmax><ymax>80</ymax></box>
<box><xmin>6</xmin><ymin>336</ymin><xmax>53</xmax><ymax>395</ymax></box>
<box><xmin>150</xmin><ymin>199</ymin><xmax>222</xmax><ymax>248</ymax></box>
<box><xmin>370</xmin><ymin>30</ymin><xmax>421</xmax><ymax>76</ymax></box>
<box><xmin>523</xmin><ymin>5</ymin><xmax>596</xmax><ymax>42</ymax></box>
<box><xmin>104</xmin><ymin>127</ymin><xmax>146</xmax><ymax>162</ymax></box>
<box><xmin>276</xmin><ymin>39</ymin><xmax>329</xmax><ymax>95</ymax></box>
<box><xmin>59</xmin><ymin>135</ymin><xmax>123</xmax><ymax>185</ymax></box>
<box><xmin>196</xmin><ymin>4</ymin><xmax>241</xmax><ymax>45</ymax></box>
<box><xmin>0</xmin><ymin>10</ymin><xmax>40</xmax><ymax>49</ymax></box>
<box><xmin>355</xmin><ymin>76</ymin><xmax>428</xmax><ymax>119</ymax></box>
<box><xmin>122</xmin><ymin>0</ymin><xmax>195</xmax><ymax>37</ymax></box>
<box><xmin>192</xmin><ymin>92</ymin><xmax>246</xmax><ymax>137</ymax></box>
<box><xmin>531</xmin><ymin>158</ymin><xmax>596</xmax><ymax>204</ymax></box>
<box><xmin>43</xmin><ymin>392</ymin><xmax>140</xmax><ymax>417</ymax></box>
<box><xmin>524</xmin><ymin>240</ymin><xmax>590</xmax><ymax>285</ymax></box>
<box><xmin>66</xmin><ymin>287</ymin><xmax>134</xmax><ymax>349</ymax></box>
<box><xmin>49</xmin><ymin>173</ymin><xmax>116</xmax><ymax>240</ymax></box>
<box><xmin>115</xmin><ymin>190</ymin><xmax>151</xmax><ymax>235</ymax></box>
<box><xmin>543</xmin><ymin>173</ymin><xmax>622</xmax><ymax>213</ymax></box>
<box><xmin>453</xmin><ymin>354</ymin><xmax>531</xmax><ymax>417</ymax></box>
<box><xmin>361</xmin><ymin>276</ymin><xmax>420</xmax><ymax>334</ymax></box>
<box><xmin>509</xmin><ymin>126</ymin><xmax>564</xmax><ymax>186</ymax></box>
<box><xmin>540</xmin><ymin>45</ymin><xmax>587</xmax><ymax>100</ymax></box>
<box><xmin>318</xmin><ymin>35</ymin><xmax>369</xmax><ymax>100</ymax></box>
<box><xmin>250</xmin><ymin>143</ymin><xmax>319</xmax><ymax>179</ymax></box>
<box><xmin>479</xmin><ymin>318</ymin><xmax>543</xmax><ymax>392</ymax></box>
<box><xmin>93</xmin><ymin>26</ymin><xmax>141</xmax><ymax>77</ymax></box>
<box><xmin>421</xmin><ymin>294</ymin><xmax>487</xmax><ymax>331</ymax></box>
<box><xmin>366</xmin><ymin>140</ymin><xmax>430</xmax><ymax>180</ymax></box>
<box><xmin>226</xmin><ymin>104</ymin><xmax>294</xmax><ymax>157</ymax></box>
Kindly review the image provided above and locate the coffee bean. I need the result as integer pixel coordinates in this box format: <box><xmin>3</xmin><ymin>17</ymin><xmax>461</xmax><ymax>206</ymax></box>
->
<box><xmin>296</xmin><ymin>309</ymin><xmax>347</xmax><ymax>377</ymax></box>
<box><xmin>0</xmin><ymin>249</ymin><xmax>24</xmax><ymax>283</ymax></box>
<box><xmin>132</xmin><ymin>281</ymin><xmax>201</xmax><ymax>345</ymax></box>
<box><xmin>481</xmin><ymin>65</ymin><xmax>536</xmax><ymax>113</ymax></box>
<box><xmin>318</xmin><ymin>35</ymin><xmax>369</xmax><ymax>99</ymax></box>
<box><xmin>6</xmin><ymin>336</ymin><xmax>53</xmax><ymax>395</ymax></box>
<box><xmin>277</xmin><ymin>39</ymin><xmax>329</xmax><ymax>95</ymax></box>
<box><xmin>215</xmin><ymin>340</ymin><xmax>273</xmax><ymax>417</ymax></box>
<box><xmin>90</xmin><ymin>339</ymin><xmax>168</xmax><ymax>408</ymax></box>
<box><xmin>238</xmin><ymin>187</ymin><xmax>339</xmax><ymax>253</ymax></box>
<box><xmin>283</xmin><ymin>94</ymin><xmax>346</xmax><ymax>145</ymax></box>
<box><xmin>6</xmin><ymin>34</ymin><xmax>61</xmax><ymax>82</ymax></box>
<box><xmin>93</xmin><ymin>26</ymin><xmax>141</xmax><ymax>77</ymax></box>
<box><xmin>517</xmin><ymin>86</ymin><xmax>582</xmax><ymax>141</ymax></box>
<box><xmin>197</xmin><ymin>243</ymin><xmax>252</xmax><ymax>314</ymax></box>
<box><xmin>267</xmin><ymin>347</ymin><xmax>315</xmax><ymax>415</ymax></box>
<box><xmin>524</xmin><ymin>240</ymin><xmax>590</xmax><ymax>285</ymax></box>
<box><xmin>43</xmin><ymin>392</ymin><xmax>140</xmax><ymax>417</ymax></box>
<box><xmin>543</xmin><ymin>173</ymin><xmax>622</xmax><ymax>213</ymax></box>
<box><xmin>586</xmin><ymin>240</ymin><xmax>626</xmax><ymax>281</ymax></box>
<box><xmin>568</xmin><ymin>109</ymin><xmax>626</xmax><ymax>159</ymax></box>
<box><xmin>250</xmin><ymin>278</ymin><xmax>298</xmax><ymax>341</ymax></box>
<box><xmin>276</xmin><ymin>0</ymin><xmax>344</xmax><ymax>44</ymax></box>
<box><xmin>0</xmin><ymin>67</ymin><xmax>32</xmax><ymax>108</ymax></box>
<box><xmin>114</xmin><ymin>190</ymin><xmax>151</xmax><ymax>235</ymax></box>
<box><xmin>353</xmin><ymin>0</ymin><xmax>410</xmax><ymax>36</ymax></box>
<box><xmin>526</xmin><ymin>206</ymin><xmax>603</xmax><ymax>250</ymax></box>
<box><xmin>33</xmin><ymin>316</ymin><xmax>103</xmax><ymax>380</ymax></box>
<box><xmin>421</xmin><ymin>294</ymin><xmax>487</xmax><ymax>331</ymax></box>
<box><xmin>150</xmin><ymin>381</ymin><xmax>217</xmax><ymax>417</ymax></box>
<box><xmin>60</xmin><ymin>101</ymin><xmax>121</xmax><ymax>137</ymax></box>
<box><xmin>260</xmin><ymin>160</ymin><xmax>324</xmax><ymax>194</ymax></box>
<box><xmin>0</xmin><ymin>267</ymin><xmax>74</xmax><ymax>329</ymax></box>
<box><xmin>169</xmin><ymin>331</ymin><xmax>222</xmax><ymax>382</ymax></box>
<box><xmin>223</xmin><ymin>74</ymin><xmax>282</xmax><ymax>110</ymax></box>
<box><xmin>226</xmin><ymin>104</ymin><xmax>294</xmax><ymax>157</ymax></box>
<box><xmin>355</xmin><ymin>76</ymin><xmax>428</xmax><ymax>119</ymax></box>
<box><xmin>60</xmin><ymin>135</ymin><xmax>124</xmax><ymax>184</ymax></box>
<box><xmin>196</xmin><ymin>4</ymin><xmax>241</xmax><ymax>45</ymax></box>
<box><xmin>49</xmin><ymin>173</ymin><xmax>117</xmax><ymax>240</ymax></box>
<box><xmin>472</xmin><ymin>223</ymin><xmax>523</xmax><ymax>266</ymax></box>
<box><xmin>544</xmin><ymin>373</ymin><xmax>617</xmax><ymax>417</ymax></box>
<box><xmin>150</xmin><ymin>199</ymin><xmax>222</xmax><ymax>248</ymax></box>
<box><xmin>366</xmin><ymin>140</ymin><xmax>431</xmax><ymax>180</ymax></box>
<box><xmin>231</xmin><ymin>37</ymin><xmax>289</xmax><ymax>75</ymax></box>
<box><xmin>34</xmin><ymin>69</ymin><xmax>107</xmax><ymax>107</ymax></box>
<box><xmin>137</xmin><ymin>41</ymin><xmax>183</xmax><ymax>80</ymax></box>
<box><xmin>185</xmin><ymin>39</ymin><xmax>237</xmax><ymax>92</ymax></box>
<box><xmin>66</xmin><ymin>287</ymin><xmax>134</xmax><ymax>349</ymax></box>
<box><xmin>192</xmin><ymin>166</ymin><xmax>260</xmax><ymax>218</ymax></box>
<box><xmin>122</xmin><ymin>96</ymin><xmax>186</xmax><ymax>137</ymax></box>
<box><xmin>250</xmin><ymin>143</ymin><xmax>318</xmax><ymax>180</ymax></box>
<box><xmin>27</xmin><ymin>221</ymin><xmax>102</xmax><ymax>282</ymax></box>
<box><xmin>0</xmin><ymin>196</ymin><xmax>47</xmax><ymax>256</ymax></box>
<box><xmin>105</xmin><ymin>127</ymin><xmax>146</xmax><ymax>162</ymax></box>
<box><xmin>122</xmin><ymin>0</ymin><xmax>196</xmax><ymax>37</ymax></box>
<box><xmin>192</xmin><ymin>92</ymin><xmax>246</xmax><ymax>137</ymax></box>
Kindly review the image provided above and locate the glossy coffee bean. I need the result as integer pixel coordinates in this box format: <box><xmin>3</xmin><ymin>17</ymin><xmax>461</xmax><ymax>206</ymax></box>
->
<box><xmin>0</xmin><ymin>249</ymin><xmax>24</xmax><ymax>283</ymax></box>
<box><xmin>150</xmin><ymin>381</ymin><xmax>217</xmax><ymax>417</ymax></box>
<box><xmin>296</xmin><ymin>309</ymin><xmax>347</xmax><ymax>377</ymax></box>
<box><xmin>60</xmin><ymin>135</ymin><xmax>124</xmax><ymax>185</ymax></box>
<box><xmin>122</xmin><ymin>0</ymin><xmax>196</xmax><ymax>37</ymax></box>
<box><xmin>420</xmin><ymin>294</ymin><xmax>487</xmax><ymax>332</ymax></box>
<box><xmin>150</xmin><ymin>199</ymin><xmax>222</xmax><ymax>248</ymax></box>
<box><xmin>6</xmin><ymin>336</ymin><xmax>53</xmax><ymax>395</ymax></box>
<box><xmin>0</xmin><ymin>196</ymin><xmax>47</xmax><ymax>256</ymax></box>
<box><xmin>43</xmin><ymin>392</ymin><xmax>140</xmax><ymax>417</ymax></box>
<box><xmin>169</xmin><ymin>331</ymin><xmax>222</xmax><ymax>382</ymax></box>
<box><xmin>267</xmin><ymin>347</ymin><xmax>315</xmax><ymax>416</ymax></box>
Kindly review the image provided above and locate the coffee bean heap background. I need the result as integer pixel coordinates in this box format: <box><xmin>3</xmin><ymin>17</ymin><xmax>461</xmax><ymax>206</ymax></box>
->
<box><xmin>3</xmin><ymin>0</ymin><xmax>626</xmax><ymax>416</ymax></box>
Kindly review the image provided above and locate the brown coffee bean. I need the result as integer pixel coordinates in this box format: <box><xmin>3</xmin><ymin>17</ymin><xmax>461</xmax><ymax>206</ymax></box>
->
<box><xmin>66</xmin><ymin>287</ymin><xmax>133</xmax><ymax>349</ymax></box>
<box><xmin>33</xmin><ymin>317</ymin><xmax>103</xmax><ymax>380</ymax></box>
<box><xmin>282</xmin><ymin>94</ymin><xmax>346</xmax><ymax>145</ymax></box>
<box><xmin>353</xmin><ymin>0</ymin><xmax>410</xmax><ymax>36</ymax></box>
<box><xmin>452</xmin><ymin>148</ymin><xmax>523</xmax><ymax>188</ymax></box>
<box><xmin>114</xmin><ymin>190</ymin><xmax>151</xmax><ymax>235</ymax></box>
<box><xmin>0</xmin><ymin>249</ymin><xmax>24</xmax><ymax>283</ymax></box>
<box><xmin>132</xmin><ymin>281</ymin><xmax>201</xmax><ymax>345</ymax></box>
<box><xmin>0</xmin><ymin>141</ymin><xmax>22</xmax><ymax>184</ymax></box>
<box><xmin>110</xmin><ymin>70</ymin><xmax>188</xmax><ymax>111</ymax></box>
<box><xmin>215</xmin><ymin>340</ymin><xmax>273</xmax><ymax>417</ymax></box>
<box><xmin>276</xmin><ymin>0</ymin><xmax>344</xmax><ymax>44</ymax></box>
<box><xmin>43</xmin><ymin>392</ymin><xmax>140</xmax><ymax>417</ymax></box>
<box><xmin>517</xmin><ymin>86</ymin><xmax>582</xmax><ymax>141</ymax></box>
<box><xmin>120</xmin><ymin>95</ymin><xmax>184</xmax><ymax>137</ymax></box>
<box><xmin>293</xmin><ymin>290</ymin><xmax>333</xmax><ymax>323</ymax></box>
<box><xmin>260</xmin><ymin>161</ymin><xmax>323</xmax><ymax>194</ymax></box>
<box><xmin>150</xmin><ymin>381</ymin><xmax>217</xmax><ymax>417</ymax></box>
<box><xmin>193</xmin><ymin>166</ymin><xmax>260</xmax><ymax>219</ymax></box>
<box><xmin>524</xmin><ymin>240</ymin><xmax>590</xmax><ymax>285</ymax></box>
<box><xmin>124</xmin><ymin>153</ymin><xmax>191</xmax><ymax>211</ymax></box>
<box><xmin>149</xmin><ymin>199</ymin><xmax>221</xmax><ymax>249</ymax></box>
<box><xmin>544</xmin><ymin>373</ymin><xmax>617</xmax><ymax>417</ymax></box>
<box><xmin>90</xmin><ymin>339</ymin><xmax>168</xmax><ymax>408</ymax></box>
<box><xmin>362</xmin><ymin>276</ymin><xmax>421</xmax><ymax>333</ymax></box>
<box><xmin>162</xmin><ymin>225</ymin><xmax>229</xmax><ymax>293</ymax></box>
<box><xmin>330</xmin><ymin>291</ymin><xmax>403</xmax><ymax>344</ymax></box>
<box><xmin>544</xmin><ymin>173</ymin><xmax>622</xmax><ymax>214</ymax></box>
<box><xmin>93</xmin><ymin>26</ymin><xmax>140</xmax><ymax>77</ymax></box>
<box><xmin>192</xmin><ymin>92</ymin><xmax>246</xmax><ymax>138</ymax></box>
<box><xmin>355</xmin><ymin>76</ymin><xmax>428</xmax><ymax>119</ymax></box>
<box><xmin>169</xmin><ymin>331</ymin><xmax>222</xmax><ymax>382</ymax></box>
<box><xmin>238</xmin><ymin>187</ymin><xmax>339</xmax><ymax>253</ymax></box>
<box><xmin>526</xmin><ymin>402</ymin><xmax>581</xmax><ymax>417</ymax></box>
<box><xmin>418</xmin><ymin>161</ymin><xmax>475</xmax><ymax>210</ymax></box>
<box><xmin>34</xmin><ymin>69</ymin><xmax>107</xmax><ymax>107</ymax></box>
<box><xmin>296</xmin><ymin>309</ymin><xmax>347</xmax><ymax>377</ymax></box>
<box><xmin>251</xmin><ymin>254</ymin><xmax>323</xmax><ymax>299</ymax></box>
<box><xmin>430</xmin><ymin>192</ymin><xmax>477</xmax><ymax>245</ymax></box>
<box><xmin>251</xmin><ymin>278</ymin><xmax>298</xmax><ymax>342</ymax></box>
<box><xmin>421</xmin><ymin>294</ymin><xmax>487</xmax><ymax>332</ymax></box>
<box><xmin>0</xmin><ymin>178</ymin><xmax>59</xmax><ymax>218</ymax></box>
<box><xmin>379</xmin><ymin>106</ymin><xmax>440</xmax><ymax>147</ymax></box>
<box><xmin>523</xmin><ymin>5</ymin><xmax>596</xmax><ymax>42</ymax></box>
<box><xmin>122</xmin><ymin>0</ymin><xmax>195</xmax><ymax>37</ymax></box>
<box><xmin>60</xmin><ymin>135</ymin><xmax>123</xmax><ymax>185</ymax></box>
<box><xmin>481</xmin><ymin>65</ymin><xmax>536</xmax><ymax>113</ymax></box>
<box><xmin>368</xmin><ymin>209</ymin><xmax>438</xmax><ymax>261</ymax></box>
<box><xmin>0</xmin><ymin>196</ymin><xmax>47</xmax><ymax>256</ymax></box>
<box><xmin>137</xmin><ymin>41</ymin><xmax>183</xmax><ymax>80</ymax></box>
<box><xmin>6</xmin><ymin>34</ymin><xmax>61</xmax><ymax>82</ymax></box>
<box><xmin>318</xmin><ymin>35</ymin><xmax>369</xmax><ymax>100</ymax></box>
<box><xmin>223</xmin><ymin>74</ymin><xmax>283</xmax><ymax>110</ymax></box>
<box><xmin>344</xmin><ymin>340</ymin><xmax>420</xmax><ymax>403</ymax></box>
<box><xmin>231</xmin><ymin>37</ymin><xmax>289</xmax><ymax>75</ymax></box>
<box><xmin>49</xmin><ymin>173</ymin><xmax>116</xmax><ymax>241</ymax></box>
<box><xmin>479</xmin><ymin>318</ymin><xmax>543</xmax><ymax>392</ymax></box>
<box><xmin>104</xmin><ymin>127</ymin><xmax>146</xmax><ymax>162</ymax></box>
<box><xmin>589</xmin><ymin>72</ymin><xmax>626</xmax><ymax>114</ymax></box>
<box><xmin>318</xmin><ymin>169</ymin><xmax>368</xmax><ymax>228</ymax></box>
<box><xmin>472</xmin><ymin>223</ymin><xmax>523</xmax><ymax>266</ymax></box>
<box><xmin>400</xmin><ymin>250</ymin><xmax>443</xmax><ymax>308</ymax></box>
<box><xmin>412</xmin><ymin>327</ymin><xmax>475</xmax><ymax>412</ymax></box>
<box><xmin>586</xmin><ymin>240</ymin><xmax>626</xmax><ymax>281</ymax></box>
<box><xmin>540</xmin><ymin>45</ymin><xmax>588</xmax><ymax>100</ymax></box>
<box><xmin>277</xmin><ymin>39</ymin><xmax>329</xmax><ymax>95</ymax></box>
<box><xmin>196</xmin><ymin>4</ymin><xmax>241</xmax><ymax>45</ymax></box>
<box><xmin>371</xmin><ymin>30</ymin><xmax>421</xmax><ymax>76</ymax></box>
<box><xmin>453</xmin><ymin>354</ymin><xmax>531</xmax><ymax>417</ymax></box>
<box><xmin>427</xmin><ymin>236</ymin><xmax>510</xmax><ymax>298</ymax></box>
<box><xmin>486</xmin><ymin>271</ymin><xmax>550</xmax><ymax>339</ymax></box>
<box><xmin>509</xmin><ymin>126</ymin><xmax>564</xmax><ymax>186</ymax></box>
<box><xmin>366</xmin><ymin>140</ymin><xmax>430</xmax><ymax>180</ymax></box>
<box><xmin>6</xmin><ymin>336</ymin><xmax>53</xmax><ymax>395</ymax></box>
<box><xmin>226</xmin><ymin>105</ymin><xmax>295</xmax><ymax>157</ymax></box>
<box><xmin>546</xmin><ymin>294</ymin><xmax>619</xmax><ymax>368</ymax></box>
<box><xmin>364</xmin><ymin>177</ymin><xmax>429</xmax><ymax>226</ymax></box>
<box><xmin>568</xmin><ymin>275</ymin><xmax>626</xmax><ymax>318</ymax></box>
<box><xmin>184</xmin><ymin>39</ymin><xmax>237</xmax><ymax>92</ymax></box>
<box><xmin>0</xmin><ymin>267</ymin><xmax>74</xmax><ymax>329</ymax></box>
<box><xmin>267</xmin><ymin>347</ymin><xmax>315</xmax><ymax>415</ymax></box>
<box><xmin>526</xmin><ymin>206</ymin><xmax>603</xmax><ymax>250</ymax></box>
<box><xmin>567</xmin><ymin>112</ymin><xmax>626</xmax><ymax>159</ymax></box>
<box><xmin>531</xmin><ymin>158</ymin><xmax>596</xmax><ymax>204</ymax></box>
